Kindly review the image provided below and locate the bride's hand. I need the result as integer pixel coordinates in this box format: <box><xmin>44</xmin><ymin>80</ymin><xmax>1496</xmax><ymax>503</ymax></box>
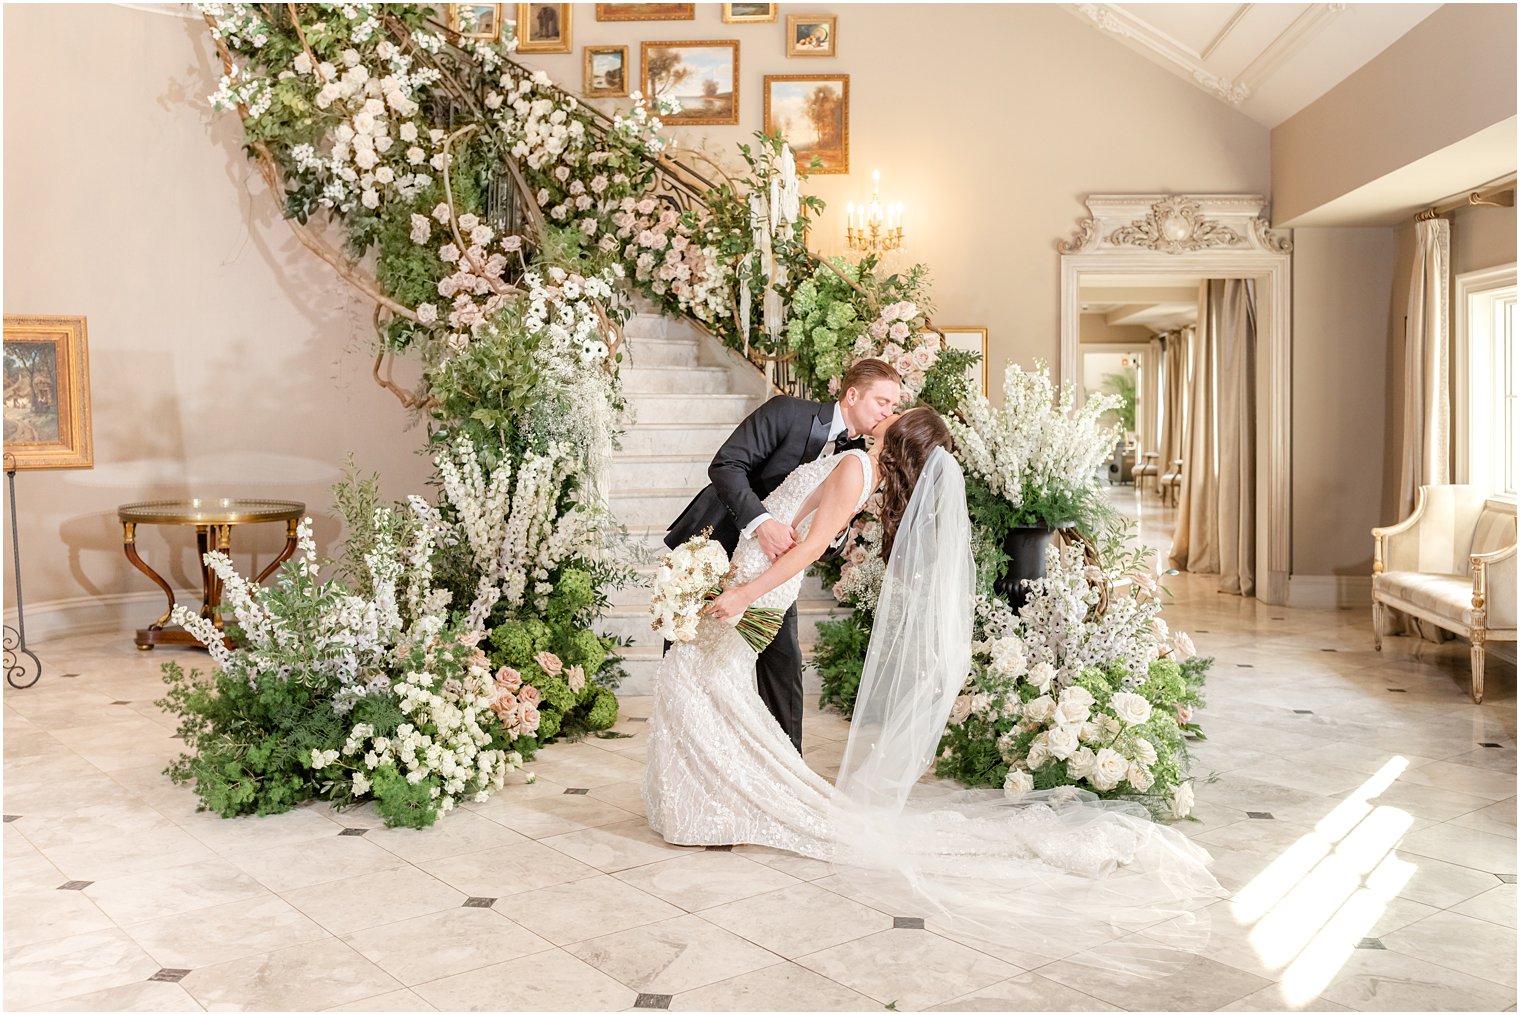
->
<box><xmin>704</xmin><ymin>586</ymin><xmax>749</xmax><ymax>622</ymax></box>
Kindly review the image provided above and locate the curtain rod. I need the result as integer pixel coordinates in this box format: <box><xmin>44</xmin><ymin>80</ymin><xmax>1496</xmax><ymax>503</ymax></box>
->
<box><xmin>1416</xmin><ymin>177</ymin><xmax>1517</xmax><ymax>221</ymax></box>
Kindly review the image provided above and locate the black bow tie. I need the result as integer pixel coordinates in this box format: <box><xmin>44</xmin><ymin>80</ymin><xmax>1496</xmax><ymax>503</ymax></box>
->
<box><xmin>833</xmin><ymin>431</ymin><xmax>856</xmax><ymax>454</ymax></box>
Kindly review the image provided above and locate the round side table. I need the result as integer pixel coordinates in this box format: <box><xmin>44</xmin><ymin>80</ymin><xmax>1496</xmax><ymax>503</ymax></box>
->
<box><xmin>117</xmin><ymin>498</ymin><xmax>305</xmax><ymax>651</ymax></box>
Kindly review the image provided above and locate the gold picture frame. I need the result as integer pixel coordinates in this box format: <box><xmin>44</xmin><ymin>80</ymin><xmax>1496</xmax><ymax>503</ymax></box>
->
<box><xmin>447</xmin><ymin>3</ymin><xmax>503</xmax><ymax>41</ymax></box>
<box><xmin>596</xmin><ymin>3</ymin><xmax>695</xmax><ymax>21</ymax></box>
<box><xmin>515</xmin><ymin>3</ymin><xmax>572</xmax><ymax>52</ymax></box>
<box><xmin>583</xmin><ymin>45</ymin><xmax>629</xmax><ymax>97</ymax></box>
<box><xmin>763</xmin><ymin>74</ymin><xmax>848</xmax><ymax>174</ymax></box>
<box><xmin>723</xmin><ymin>3</ymin><xmax>777</xmax><ymax>23</ymax></box>
<box><xmin>786</xmin><ymin>13</ymin><xmax>837</xmax><ymax>57</ymax></box>
<box><xmin>641</xmin><ymin>40</ymin><xmax>740</xmax><ymax>126</ymax></box>
<box><xmin>3</xmin><ymin>315</ymin><xmax>93</xmax><ymax>471</ymax></box>
<box><xmin>937</xmin><ymin>326</ymin><xmax>990</xmax><ymax>396</ymax></box>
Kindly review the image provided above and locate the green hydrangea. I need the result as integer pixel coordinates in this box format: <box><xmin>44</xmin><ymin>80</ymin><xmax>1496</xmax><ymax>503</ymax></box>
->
<box><xmin>555</xmin><ymin>568</ymin><xmax>595</xmax><ymax>612</ymax></box>
<box><xmin>566</xmin><ymin>627</ymin><xmax>608</xmax><ymax>673</ymax></box>
<box><xmin>584</xmin><ymin>687</ymin><xmax>619</xmax><ymax>730</ymax></box>
<box><xmin>536</xmin><ymin>708</ymin><xmax>562</xmax><ymax>741</ymax></box>
<box><xmin>522</xmin><ymin>618</ymin><xmax>553</xmax><ymax>653</ymax></box>
<box><xmin>489</xmin><ymin>621</ymin><xmax>535</xmax><ymax>665</ymax></box>
<box><xmin>824</xmin><ymin>300</ymin><xmax>857</xmax><ymax>329</ymax></box>
<box><xmin>534</xmin><ymin>674</ymin><xmax>577</xmax><ymax>713</ymax></box>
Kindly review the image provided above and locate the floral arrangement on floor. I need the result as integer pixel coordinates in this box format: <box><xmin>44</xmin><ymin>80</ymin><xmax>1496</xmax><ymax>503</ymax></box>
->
<box><xmin>933</xmin><ymin>544</ymin><xmax>1210</xmax><ymax>818</ymax></box>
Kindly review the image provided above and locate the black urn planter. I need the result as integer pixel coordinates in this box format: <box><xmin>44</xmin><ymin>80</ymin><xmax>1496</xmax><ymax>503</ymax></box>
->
<box><xmin>997</xmin><ymin>525</ymin><xmax>1065</xmax><ymax>610</ymax></box>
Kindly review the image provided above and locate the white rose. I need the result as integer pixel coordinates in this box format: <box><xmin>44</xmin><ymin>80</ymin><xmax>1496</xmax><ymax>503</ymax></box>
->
<box><xmin>1078</xmin><ymin>720</ymin><xmax>1102</xmax><ymax>743</ymax></box>
<box><xmin>969</xmin><ymin>693</ymin><xmax>992</xmax><ymax>717</ymax></box>
<box><xmin>1127</xmin><ymin>762</ymin><xmax>1155</xmax><ymax>792</ymax></box>
<box><xmin>1110</xmin><ymin>692</ymin><xmax>1153</xmax><ymax>727</ymax></box>
<box><xmin>416</xmin><ymin>302</ymin><xmax>438</xmax><ymax>325</ymax></box>
<box><xmin>1173</xmin><ymin>632</ymin><xmax>1196</xmax><ymax>661</ymax></box>
<box><xmin>1131</xmin><ymin>737</ymin><xmax>1158</xmax><ymax>767</ymax></box>
<box><xmin>1028</xmin><ymin>661</ymin><xmax>1056</xmax><ymax>694</ymax></box>
<box><xmin>1172</xmin><ymin>781</ymin><xmax>1196</xmax><ymax>819</ymax></box>
<box><xmin>1025</xmin><ymin>733</ymin><xmax>1050</xmax><ymax>769</ymax></box>
<box><xmin>1092</xmin><ymin>748</ymin><xmax>1128</xmax><ymax>790</ymax></box>
<box><xmin>1060</xmin><ymin>686</ymin><xmax>1095</xmax><ymax>710</ymax></box>
<box><xmin>1052</xmin><ymin>699</ymin><xmax>1090</xmax><ymax>727</ymax></box>
<box><xmin>293</xmin><ymin>52</ymin><xmax>313</xmax><ymax>74</ymax></box>
<box><xmin>1152</xmin><ymin>618</ymin><xmax>1170</xmax><ymax>643</ymax></box>
<box><xmin>1066</xmin><ymin>746</ymin><xmax>1097</xmax><ymax>781</ymax></box>
<box><xmin>1046</xmin><ymin>725</ymin><xmax>1079</xmax><ymax>760</ymax></box>
<box><xmin>1003</xmin><ymin>769</ymin><xmax>1035</xmax><ymax>801</ymax></box>
<box><xmin>1023</xmin><ymin>695</ymin><xmax>1055</xmax><ymax>725</ymax></box>
<box><xmin>374</xmin><ymin>166</ymin><xmax>395</xmax><ymax>184</ymax></box>
<box><xmin>947</xmin><ymin>695</ymin><xmax>973</xmax><ymax>726</ymax></box>
<box><xmin>361</xmin><ymin>188</ymin><xmax>379</xmax><ymax>209</ymax></box>
<box><xmin>399</xmin><ymin>122</ymin><xmax>418</xmax><ymax>142</ymax></box>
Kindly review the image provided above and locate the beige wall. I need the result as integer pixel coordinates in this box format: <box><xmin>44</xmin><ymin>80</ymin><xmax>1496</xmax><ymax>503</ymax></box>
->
<box><xmin>1290</xmin><ymin>227</ymin><xmax>1396</xmax><ymax>576</ymax></box>
<box><xmin>1271</xmin><ymin>4</ymin><xmax>1517</xmax><ymax>225</ymax></box>
<box><xmin>4</xmin><ymin>3</ymin><xmax>1271</xmax><ymax>623</ymax></box>
<box><xmin>1452</xmin><ymin>202</ymin><xmax>1518</xmax><ymax>276</ymax></box>
<box><xmin>1079</xmin><ymin>315</ymin><xmax>1154</xmax><ymax>346</ymax></box>
<box><xmin>3</xmin><ymin>5</ymin><xmax>433</xmax><ymax>632</ymax></box>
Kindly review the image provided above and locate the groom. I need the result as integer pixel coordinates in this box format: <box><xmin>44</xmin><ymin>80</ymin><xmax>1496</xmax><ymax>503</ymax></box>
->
<box><xmin>665</xmin><ymin>358</ymin><xmax>904</xmax><ymax>752</ymax></box>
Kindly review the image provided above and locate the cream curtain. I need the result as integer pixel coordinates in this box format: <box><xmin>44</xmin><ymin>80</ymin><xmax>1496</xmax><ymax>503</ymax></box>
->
<box><xmin>1140</xmin><ymin>337</ymin><xmax>1161</xmax><ymax>460</ymax></box>
<box><xmin>1157</xmin><ymin>330</ymin><xmax>1189</xmax><ymax>473</ymax></box>
<box><xmin>1397</xmin><ymin>218</ymin><xmax>1451</xmax><ymax>516</ymax></box>
<box><xmin>1169</xmin><ymin>279</ymin><xmax>1256</xmax><ymax>596</ymax></box>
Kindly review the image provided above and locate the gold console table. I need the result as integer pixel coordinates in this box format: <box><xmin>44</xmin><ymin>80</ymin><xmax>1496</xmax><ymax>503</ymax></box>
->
<box><xmin>118</xmin><ymin>498</ymin><xmax>304</xmax><ymax>651</ymax></box>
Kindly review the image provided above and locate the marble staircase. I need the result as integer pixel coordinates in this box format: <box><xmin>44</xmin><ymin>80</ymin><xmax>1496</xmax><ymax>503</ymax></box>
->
<box><xmin>600</xmin><ymin>313</ymin><xmax>845</xmax><ymax>694</ymax></box>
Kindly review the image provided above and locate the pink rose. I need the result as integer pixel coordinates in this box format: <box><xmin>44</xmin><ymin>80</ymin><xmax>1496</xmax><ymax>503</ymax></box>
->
<box><xmin>566</xmin><ymin>665</ymin><xmax>586</xmax><ymax>692</ymax></box>
<box><xmin>492</xmin><ymin>692</ymin><xmax>517</xmax><ymax>718</ymax></box>
<box><xmin>1176</xmin><ymin>705</ymin><xmax>1193</xmax><ymax>725</ymax></box>
<box><xmin>1174</xmin><ymin>632</ymin><xmax>1196</xmax><ymax>661</ymax></box>
<box><xmin>534</xmin><ymin>651</ymin><xmax>563</xmax><ymax>676</ymax></box>
<box><xmin>519</xmin><ymin>704</ymin><xmax>541</xmax><ymax>735</ymax></box>
<box><xmin>495</xmin><ymin>666</ymin><xmax>522</xmax><ymax>692</ymax></box>
<box><xmin>467</xmin><ymin>648</ymin><xmax>489</xmax><ymax>671</ymax></box>
<box><xmin>518</xmin><ymin>683</ymin><xmax>542</xmax><ymax>706</ymax></box>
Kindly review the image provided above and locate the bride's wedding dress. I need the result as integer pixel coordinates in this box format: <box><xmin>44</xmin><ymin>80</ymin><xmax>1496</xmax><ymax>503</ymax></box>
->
<box><xmin>644</xmin><ymin>448</ymin><xmax>1222</xmax><ymax>963</ymax></box>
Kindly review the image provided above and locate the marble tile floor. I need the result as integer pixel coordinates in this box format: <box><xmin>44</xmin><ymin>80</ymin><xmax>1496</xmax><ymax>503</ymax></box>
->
<box><xmin>5</xmin><ymin>576</ymin><xmax>1516</xmax><ymax>1011</ymax></box>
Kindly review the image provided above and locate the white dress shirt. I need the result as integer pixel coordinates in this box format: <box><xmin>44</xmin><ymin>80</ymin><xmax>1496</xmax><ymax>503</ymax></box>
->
<box><xmin>741</xmin><ymin>403</ymin><xmax>847</xmax><ymax>540</ymax></box>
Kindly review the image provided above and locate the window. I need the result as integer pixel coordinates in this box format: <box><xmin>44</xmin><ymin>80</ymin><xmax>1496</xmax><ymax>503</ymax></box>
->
<box><xmin>1457</xmin><ymin>265</ymin><xmax>1518</xmax><ymax>497</ymax></box>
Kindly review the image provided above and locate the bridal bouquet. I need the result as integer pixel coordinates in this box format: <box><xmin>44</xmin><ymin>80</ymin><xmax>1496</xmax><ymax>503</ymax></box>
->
<box><xmin>649</xmin><ymin>533</ymin><xmax>784</xmax><ymax>651</ymax></box>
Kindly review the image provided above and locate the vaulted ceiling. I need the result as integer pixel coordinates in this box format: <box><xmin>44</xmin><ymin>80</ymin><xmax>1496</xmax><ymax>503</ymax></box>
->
<box><xmin>1069</xmin><ymin>3</ymin><xmax>1441</xmax><ymax>128</ymax></box>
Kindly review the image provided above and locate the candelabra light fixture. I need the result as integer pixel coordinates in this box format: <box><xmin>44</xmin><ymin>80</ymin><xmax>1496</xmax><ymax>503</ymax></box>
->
<box><xmin>846</xmin><ymin>170</ymin><xmax>904</xmax><ymax>254</ymax></box>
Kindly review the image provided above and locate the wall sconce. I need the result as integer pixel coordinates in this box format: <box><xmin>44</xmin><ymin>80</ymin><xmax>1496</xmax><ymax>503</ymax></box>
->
<box><xmin>845</xmin><ymin>170</ymin><xmax>904</xmax><ymax>255</ymax></box>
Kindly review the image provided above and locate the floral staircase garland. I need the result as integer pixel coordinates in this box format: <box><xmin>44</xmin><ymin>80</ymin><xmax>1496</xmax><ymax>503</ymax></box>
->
<box><xmin>171</xmin><ymin>3</ymin><xmax>1209</xmax><ymax>826</ymax></box>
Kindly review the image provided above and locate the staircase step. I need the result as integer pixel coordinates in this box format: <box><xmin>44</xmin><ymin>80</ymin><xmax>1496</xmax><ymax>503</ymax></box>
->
<box><xmin>609</xmin><ymin>487</ymin><xmax>702</xmax><ymax>529</ymax></box>
<box><xmin>622</xmin><ymin>366</ymin><xmax>734</xmax><ymax>394</ymax></box>
<box><xmin>618</xmin><ymin>424</ymin><xmax>732</xmax><ymax>458</ymax></box>
<box><xmin>611</xmin><ymin>455</ymin><xmax>712</xmax><ymax>490</ymax></box>
<box><xmin>624</xmin><ymin>337</ymin><xmax>701</xmax><ymax>368</ymax></box>
<box><xmin>629</xmin><ymin>393</ymin><xmax>760</xmax><ymax>425</ymax></box>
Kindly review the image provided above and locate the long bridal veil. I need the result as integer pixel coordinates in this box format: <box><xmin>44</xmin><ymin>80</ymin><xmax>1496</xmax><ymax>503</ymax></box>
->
<box><xmin>826</xmin><ymin>447</ymin><xmax>1222</xmax><ymax>972</ymax></box>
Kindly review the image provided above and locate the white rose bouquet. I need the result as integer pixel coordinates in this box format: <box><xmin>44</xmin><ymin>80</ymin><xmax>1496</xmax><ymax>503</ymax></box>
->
<box><xmin>649</xmin><ymin>532</ymin><xmax>785</xmax><ymax>652</ymax></box>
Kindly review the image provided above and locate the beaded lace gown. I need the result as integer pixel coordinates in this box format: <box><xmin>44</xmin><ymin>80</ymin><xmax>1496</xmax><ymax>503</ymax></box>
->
<box><xmin>643</xmin><ymin>450</ymin><xmax>1221</xmax><ymax>961</ymax></box>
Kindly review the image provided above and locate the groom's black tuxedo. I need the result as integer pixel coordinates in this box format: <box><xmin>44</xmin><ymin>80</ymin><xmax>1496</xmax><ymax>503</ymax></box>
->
<box><xmin>665</xmin><ymin>395</ymin><xmax>866</xmax><ymax>751</ymax></box>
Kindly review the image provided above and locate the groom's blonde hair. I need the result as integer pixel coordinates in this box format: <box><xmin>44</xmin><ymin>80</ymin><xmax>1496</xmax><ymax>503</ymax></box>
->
<box><xmin>840</xmin><ymin>358</ymin><xmax>902</xmax><ymax>396</ymax></box>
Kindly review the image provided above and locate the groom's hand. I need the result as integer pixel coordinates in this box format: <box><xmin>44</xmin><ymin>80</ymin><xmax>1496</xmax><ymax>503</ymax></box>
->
<box><xmin>756</xmin><ymin>519</ymin><xmax>798</xmax><ymax>562</ymax></box>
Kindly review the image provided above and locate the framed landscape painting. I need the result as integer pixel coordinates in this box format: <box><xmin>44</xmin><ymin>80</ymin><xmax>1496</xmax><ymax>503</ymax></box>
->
<box><xmin>448</xmin><ymin>3</ymin><xmax>502</xmax><ymax>41</ymax></box>
<box><xmin>515</xmin><ymin>3</ymin><xmax>571</xmax><ymax>52</ymax></box>
<box><xmin>597</xmin><ymin>3</ymin><xmax>694</xmax><ymax>21</ymax></box>
<box><xmin>3</xmin><ymin>315</ymin><xmax>93</xmax><ymax>471</ymax></box>
<box><xmin>786</xmin><ymin>13</ymin><xmax>837</xmax><ymax>57</ymax></box>
<box><xmin>938</xmin><ymin>326</ymin><xmax>990</xmax><ymax>395</ymax></box>
<box><xmin>584</xmin><ymin>45</ymin><xmax>629</xmax><ymax>97</ymax></box>
<box><xmin>642</xmin><ymin>40</ymin><xmax>740</xmax><ymax>126</ymax></box>
<box><xmin>723</xmin><ymin>3</ymin><xmax>776</xmax><ymax>23</ymax></box>
<box><xmin>763</xmin><ymin>74</ymin><xmax>848</xmax><ymax>173</ymax></box>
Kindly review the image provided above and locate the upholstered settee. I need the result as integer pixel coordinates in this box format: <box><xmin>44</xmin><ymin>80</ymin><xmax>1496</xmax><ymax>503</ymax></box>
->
<box><xmin>1372</xmin><ymin>486</ymin><xmax>1516</xmax><ymax>703</ymax></box>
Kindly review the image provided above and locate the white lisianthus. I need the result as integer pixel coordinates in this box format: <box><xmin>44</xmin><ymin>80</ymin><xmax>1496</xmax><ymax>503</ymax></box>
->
<box><xmin>1127</xmin><ymin>762</ymin><xmax>1155</xmax><ymax>792</ymax></box>
<box><xmin>1110</xmin><ymin>692</ymin><xmax>1153</xmax><ymax>727</ymax></box>
<box><xmin>1171</xmin><ymin>781</ymin><xmax>1195</xmax><ymax>819</ymax></box>
<box><xmin>1092</xmin><ymin>747</ymin><xmax>1128</xmax><ymax>790</ymax></box>
<box><xmin>1003</xmin><ymin>769</ymin><xmax>1035</xmax><ymax>801</ymax></box>
<box><xmin>1046</xmin><ymin>725</ymin><xmax>1079</xmax><ymax>761</ymax></box>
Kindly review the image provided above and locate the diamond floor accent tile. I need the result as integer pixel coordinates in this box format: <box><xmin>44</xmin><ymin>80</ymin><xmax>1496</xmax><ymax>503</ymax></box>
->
<box><xmin>627</xmin><ymin>716</ymin><xmax>649</xmax><ymax>722</ymax></box>
<box><xmin>635</xmin><ymin>993</ymin><xmax>672</xmax><ymax>1009</ymax></box>
<box><xmin>148</xmin><ymin>968</ymin><xmax>191</xmax><ymax>982</ymax></box>
<box><xmin>58</xmin><ymin>881</ymin><xmax>93</xmax><ymax>891</ymax></box>
<box><xmin>60</xmin><ymin>672</ymin><xmax>79</xmax><ymax>678</ymax></box>
<box><xmin>563</xmin><ymin>787</ymin><xmax>590</xmax><ymax>795</ymax></box>
<box><xmin>1355</xmin><ymin>938</ymin><xmax>1386</xmax><ymax>950</ymax></box>
<box><xmin>893</xmin><ymin>916</ymin><xmax>925</xmax><ymax>929</ymax></box>
<box><xmin>463</xmin><ymin>897</ymin><xmax>497</xmax><ymax>908</ymax></box>
<box><xmin>1246</xmin><ymin>812</ymin><xmax>1275</xmax><ymax>820</ymax></box>
<box><xmin>2</xmin><ymin>815</ymin><xmax>19</xmax><ymax>822</ymax></box>
<box><xmin>1293</xmin><ymin>709</ymin><xmax>1313</xmax><ymax>714</ymax></box>
<box><xmin>1237</xmin><ymin>664</ymin><xmax>1254</xmax><ymax>668</ymax></box>
<box><xmin>338</xmin><ymin>827</ymin><xmax>369</xmax><ymax>836</ymax></box>
<box><xmin>1320</xmin><ymin>648</ymin><xmax>1339</xmax><ymax>652</ymax></box>
<box><xmin>1387</xmin><ymin>688</ymin><xmax>1408</xmax><ymax>693</ymax></box>
<box><xmin>1480</xmin><ymin>742</ymin><xmax>1505</xmax><ymax>748</ymax></box>
<box><xmin>111</xmin><ymin>699</ymin><xmax>132</xmax><ymax>705</ymax></box>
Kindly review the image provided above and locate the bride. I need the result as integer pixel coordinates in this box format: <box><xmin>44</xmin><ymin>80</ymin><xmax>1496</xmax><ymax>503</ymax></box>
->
<box><xmin>643</xmin><ymin>406</ymin><xmax>1221</xmax><ymax>956</ymax></box>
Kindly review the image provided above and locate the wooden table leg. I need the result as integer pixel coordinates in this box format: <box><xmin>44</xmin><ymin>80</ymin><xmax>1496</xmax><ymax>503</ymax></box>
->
<box><xmin>254</xmin><ymin>518</ymin><xmax>300</xmax><ymax>584</ymax></box>
<box><xmin>123</xmin><ymin>522</ymin><xmax>178</xmax><ymax>650</ymax></box>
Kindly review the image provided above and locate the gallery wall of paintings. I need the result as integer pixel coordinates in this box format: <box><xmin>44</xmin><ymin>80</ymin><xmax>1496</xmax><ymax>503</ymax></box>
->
<box><xmin>479</xmin><ymin>3</ymin><xmax>850</xmax><ymax>174</ymax></box>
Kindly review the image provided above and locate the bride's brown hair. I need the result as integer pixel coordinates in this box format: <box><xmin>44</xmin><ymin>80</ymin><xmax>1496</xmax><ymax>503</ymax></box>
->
<box><xmin>876</xmin><ymin>406</ymin><xmax>953</xmax><ymax>561</ymax></box>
